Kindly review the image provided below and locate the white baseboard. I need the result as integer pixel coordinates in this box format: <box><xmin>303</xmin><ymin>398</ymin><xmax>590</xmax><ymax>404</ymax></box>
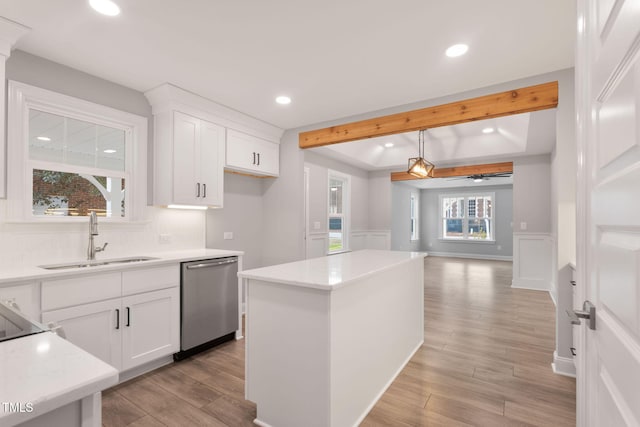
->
<box><xmin>426</xmin><ymin>251</ymin><xmax>513</xmax><ymax>261</ymax></box>
<box><xmin>511</xmin><ymin>278</ymin><xmax>552</xmax><ymax>291</ymax></box>
<box><xmin>549</xmin><ymin>290</ymin><xmax>557</xmax><ymax>307</ymax></box>
<box><xmin>552</xmin><ymin>351</ymin><xmax>576</xmax><ymax>378</ymax></box>
<box><xmin>253</xmin><ymin>419</ymin><xmax>273</xmax><ymax>427</ymax></box>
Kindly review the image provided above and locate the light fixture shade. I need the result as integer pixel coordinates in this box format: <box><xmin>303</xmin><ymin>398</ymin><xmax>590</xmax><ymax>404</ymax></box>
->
<box><xmin>407</xmin><ymin>157</ymin><xmax>434</xmax><ymax>178</ymax></box>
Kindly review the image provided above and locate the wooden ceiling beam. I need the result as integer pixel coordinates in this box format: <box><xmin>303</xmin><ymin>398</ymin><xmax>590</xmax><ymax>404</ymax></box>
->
<box><xmin>390</xmin><ymin>162</ymin><xmax>513</xmax><ymax>182</ymax></box>
<box><xmin>299</xmin><ymin>82</ymin><xmax>558</xmax><ymax>148</ymax></box>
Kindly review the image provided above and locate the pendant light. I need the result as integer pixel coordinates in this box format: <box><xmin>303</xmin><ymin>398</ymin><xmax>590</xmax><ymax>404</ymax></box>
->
<box><xmin>407</xmin><ymin>129</ymin><xmax>434</xmax><ymax>178</ymax></box>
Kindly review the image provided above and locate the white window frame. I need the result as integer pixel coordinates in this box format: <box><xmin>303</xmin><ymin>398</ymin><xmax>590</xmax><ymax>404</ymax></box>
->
<box><xmin>410</xmin><ymin>192</ymin><xmax>419</xmax><ymax>241</ymax></box>
<box><xmin>7</xmin><ymin>81</ymin><xmax>148</xmax><ymax>222</ymax></box>
<box><xmin>439</xmin><ymin>192</ymin><xmax>495</xmax><ymax>243</ymax></box>
<box><xmin>327</xmin><ymin>170</ymin><xmax>350</xmax><ymax>254</ymax></box>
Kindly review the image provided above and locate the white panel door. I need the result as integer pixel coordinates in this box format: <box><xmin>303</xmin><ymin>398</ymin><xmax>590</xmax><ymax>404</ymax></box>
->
<box><xmin>577</xmin><ymin>1</ymin><xmax>640</xmax><ymax>425</ymax></box>
<box><xmin>121</xmin><ymin>287</ymin><xmax>179</xmax><ymax>371</ymax></box>
<box><xmin>199</xmin><ymin>119</ymin><xmax>225</xmax><ymax>207</ymax></box>
<box><xmin>42</xmin><ymin>299</ymin><xmax>122</xmax><ymax>371</ymax></box>
<box><xmin>172</xmin><ymin>111</ymin><xmax>200</xmax><ymax>205</ymax></box>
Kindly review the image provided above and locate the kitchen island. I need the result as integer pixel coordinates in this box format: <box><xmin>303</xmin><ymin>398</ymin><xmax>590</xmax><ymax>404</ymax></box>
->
<box><xmin>239</xmin><ymin>249</ymin><xmax>426</xmax><ymax>427</ymax></box>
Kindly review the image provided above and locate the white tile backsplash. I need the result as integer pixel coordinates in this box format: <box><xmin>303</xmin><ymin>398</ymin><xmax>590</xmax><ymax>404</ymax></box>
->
<box><xmin>0</xmin><ymin>202</ymin><xmax>206</xmax><ymax>270</ymax></box>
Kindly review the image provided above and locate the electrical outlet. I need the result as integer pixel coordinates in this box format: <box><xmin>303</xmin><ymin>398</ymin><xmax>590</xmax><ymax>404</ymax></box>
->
<box><xmin>313</xmin><ymin>221</ymin><xmax>321</xmax><ymax>230</ymax></box>
<box><xmin>159</xmin><ymin>234</ymin><xmax>172</xmax><ymax>244</ymax></box>
<box><xmin>497</xmin><ymin>245</ymin><xmax>502</xmax><ymax>251</ymax></box>
<box><xmin>429</xmin><ymin>242</ymin><xmax>433</xmax><ymax>247</ymax></box>
<box><xmin>520</xmin><ymin>222</ymin><xmax>527</xmax><ymax>231</ymax></box>
<box><xmin>224</xmin><ymin>232</ymin><xmax>233</xmax><ymax>240</ymax></box>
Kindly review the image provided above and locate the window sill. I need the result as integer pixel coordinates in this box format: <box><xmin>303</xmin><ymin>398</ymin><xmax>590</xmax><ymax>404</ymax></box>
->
<box><xmin>438</xmin><ymin>239</ymin><xmax>496</xmax><ymax>245</ymax></box>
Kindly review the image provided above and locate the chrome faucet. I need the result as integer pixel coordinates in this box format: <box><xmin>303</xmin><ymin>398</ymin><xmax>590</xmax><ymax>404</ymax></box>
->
<box><xmin>87</xmin><ymin>211</ymin><xmax>108</xmax><ymax>260</ymax></box>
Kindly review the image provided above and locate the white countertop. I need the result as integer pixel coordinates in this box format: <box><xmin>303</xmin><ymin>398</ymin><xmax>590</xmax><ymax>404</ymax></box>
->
<box><xmin>0</xmin><ymin>248</ymin><xmax>243</xmax><ymax>286</ymax></box>
<box><xmin>239</xmin><ymin>249</ymin><xmax>427</xmax><ymax>291</ymax></box>
<box><xmin>0</xmin><ymin>332</ymin><xmax>119</xmax><ymax>426</ymax></box>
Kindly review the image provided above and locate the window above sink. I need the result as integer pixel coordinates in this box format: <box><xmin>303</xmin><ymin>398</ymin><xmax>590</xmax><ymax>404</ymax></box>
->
<box><xmin>6</xmin><ymin>81</ymin><xmax>148</xmax><ymax>222</ymax></box>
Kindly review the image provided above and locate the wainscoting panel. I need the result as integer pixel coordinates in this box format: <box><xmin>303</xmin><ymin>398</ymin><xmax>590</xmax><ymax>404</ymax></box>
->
<box><xmin>351</xmin><ymin>230</ymin><xmax>391</xmax><ymax>251</ymax></box>
<box><xmin>306</xmin><ymin>233</ymin><xmax>328</xmax><ymax>259</ymax></box>
<box><xmin>512</xmin><ymin>233</ymin><xmax>552</xmax><ymax>291</ymax></box>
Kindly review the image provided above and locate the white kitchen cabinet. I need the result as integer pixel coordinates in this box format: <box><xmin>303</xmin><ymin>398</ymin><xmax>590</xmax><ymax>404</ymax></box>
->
<box><xmin>172</xmin><ymin>111</ymin><xmax>224</xmax><ymax>206</ymax></box>
<box><xmin>41</xmin><ymin>265</ymin><xmax>180</xmax><ymax>373</ymax></box>
<box><xmin>226</xmin><ymin>129</ymin><xmax>279</xmax><ymax>176</ymax></box>
<box><xmin>41</xmin><ymin>299</ymin><xmax>122</xmax><ymax>370</ymax></box>
<box><xmin>121</xmin><ymin>287</ymin><xmax>179</xmax><ymax>371</ymax></box>
<box><xmin>0</xmin><ymin>282</ymin><xmax>40</xmax><ymax>321</ymax></box>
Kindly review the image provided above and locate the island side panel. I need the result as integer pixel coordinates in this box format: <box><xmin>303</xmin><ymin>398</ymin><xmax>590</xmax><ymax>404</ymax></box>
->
<box><xmin>330</xmin><ymin>256</ymin><xmax>425</xmax><ymax>427</ymax></box>
<box><xmin>246</xmin><ymin>279</ymin><xmax>331</xmax><ymax>427</ymax></box>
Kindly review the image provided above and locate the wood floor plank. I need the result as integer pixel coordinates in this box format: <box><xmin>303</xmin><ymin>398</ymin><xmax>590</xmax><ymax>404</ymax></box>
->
<box><xmin>102</xmin><ymin>390</ymin><xmax>147</xmax><ymax>427</ymax></box>
<box><xmin>201</xmin><ymin>395</ymin><xmax>257</xmax><ymax>426</ymax></box>
<box><xmin>146</xmin><ymin>364</ymin><xmax>223</xmax><ymax>408</ymax></box>
<box><xmin>126</xmin><ymin>415</ymin><xmax>167</xmax><ymax>427</ymax></box>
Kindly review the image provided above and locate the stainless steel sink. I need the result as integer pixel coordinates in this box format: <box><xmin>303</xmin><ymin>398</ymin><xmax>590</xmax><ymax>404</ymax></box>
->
<box><xmin>39</xmin><ymin>256</ymin><xmax>159</xmax><ymax>270</ymax></box>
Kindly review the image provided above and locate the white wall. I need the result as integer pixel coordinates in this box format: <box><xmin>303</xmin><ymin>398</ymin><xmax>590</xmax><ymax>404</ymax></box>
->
<box><xmin>390</xmin><ymin>183</ymin><xmax>421</xmax><ymax>252</ymax></box>
<box><xmin>368</xmin><ymin>170</ymin><xmax>392</xmax><ymax>230</ymax></box>
<box><xmin>0</xmin><ymin>51</ymin><xmax>205</xmax><ymax>270</ymax></box>
<box><xmin>513</xmin><ymin>154</ymin><xmax>552</xmax><ymax>234</ymax></box>
<box><xmin>419</xmin><ymin>184</ymin><xmax>513</xmax><ymax>259</ymax></box>
<box><xmin>261</xmin><ymin>129</ymin><xmax>305</xmax><ymax>266</ymax></box>
<box><xmin>206</xmin><ymin>173</ymin><xmax>265</xmax><ymax>270</ymax></box>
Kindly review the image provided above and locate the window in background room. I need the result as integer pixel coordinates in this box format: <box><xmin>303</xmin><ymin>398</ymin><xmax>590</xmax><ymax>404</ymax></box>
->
<box><xmin>440</xmin><ymin>193</ymin><xmax>494</xmax><ymax>241</ymax></box>
<box><xmin>328</xmin><ymin>171</ymin><xmax>350</xmax><ymax>253</ymax></box>
<box><xmin>410</xmin><ymin>193</ymin><xmax>419</xmax><ymax>241</ymax></box>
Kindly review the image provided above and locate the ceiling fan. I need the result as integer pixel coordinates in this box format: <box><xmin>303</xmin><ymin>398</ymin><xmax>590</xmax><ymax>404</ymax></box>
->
<box><xmin>447</xmin><ymin>172</ymin><xmax>512</xmax><ymax>182</ymax></box>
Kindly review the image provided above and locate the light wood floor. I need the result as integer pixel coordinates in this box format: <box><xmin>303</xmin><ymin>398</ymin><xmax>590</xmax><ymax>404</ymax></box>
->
<box><xmin>102</xmin><ymin>257</ymin><xmax>575</xmax><ymax>426</ymax></box>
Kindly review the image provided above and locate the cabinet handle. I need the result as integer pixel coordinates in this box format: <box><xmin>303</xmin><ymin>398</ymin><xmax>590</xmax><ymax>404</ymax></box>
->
<box><xmin>570</xmin><ymin>280</ymin><xmax>576</xmax><ymax>286</ymax></box>
<box><xmin>126</xmin><ymin>307</ymin><xmax>130</xmax><ymax>327</ymax></box>
<box><xmin>203</xmin><ymin>183</ymin><xmax>207</xmax><ymax>198</ymax></box>
<box><xmin>196</xmin><ymin>182</ymin><xmax>201</xmax><ymax>197</ymax></box>
<box><xmin>253</xmin><ymin>152</ymin><xmax>256</xmax><ymax>165</ymax></box>
<box><xmin>257</xmin><ymin>152</ymin><xmax>260</xmax><ymax>166</ymax></box>
<box><xmin>115</xmin><ymin>308</ymin><xmax>120</xmax><ymax>330</ymax></box>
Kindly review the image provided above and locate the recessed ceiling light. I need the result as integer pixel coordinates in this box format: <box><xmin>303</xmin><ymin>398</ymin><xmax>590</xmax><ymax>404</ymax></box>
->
<box><xmin>103</xmin><ymin>149</ymin><xmax>117</xmax><ymax>154</ymax></box>
<box><xmin>384</xmin><ymin>143</ymin><xmax>394</xmax><ymax>148</ymax></box>
<box><xmin>330</xmin><ymin>187</ymin><xmax>338</xmax><ymax>192</ymax></box>
<box><xmin>36</xmin><ymin>136</ymin><xmax>51</xmax><ymax>141</ymax></box>
<box><xmin>89</xmin><ymin>0</ymin><xmax>121</xmax><ymax>16</ymax></box>
<box><xmin>275</xmin><ymin>95</ymin><xmax>291</xmax><ymax>105</ymax></box>
<box><xmin>482</xmin><ymin>127</ymin><xmax>495</xmax><ymax>134</ymax></box>
<box><xmin>473</xmin><ymin>178</ymin><xmax>484</xmax><ymax>183</ymax></box>
<box><xmin>445</xmin><ymin>44</ymin><xmax>469</xmax><ymax>58</ymax></box>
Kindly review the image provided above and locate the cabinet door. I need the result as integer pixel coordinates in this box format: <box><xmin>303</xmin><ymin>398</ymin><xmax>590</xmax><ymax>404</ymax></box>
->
<box><xmin>121</xmin><ymin>287</ymin><xmax>179</xmax><ymax>371</ymax></box>
<box><xmin>255</xmin><ymin>137</ymin><xmax>279</xmax><ymax>176</ymax></box>
<box><xmin>199</xmin><ymin>119</ymin><xmax>225</xmax><ymax>207</ymax></box>
<box><xmin>226</xmin><ymin>129</ymin><xmax>279</xmax><ymax>176</ymax></box>
<box><xmin>172</xmin><ymin>111</ymin><xmax>200</xmax><ymax>205</ymax></box>
<box><xmin>42</xmin><ymin>299</ymin><xmax>122</xmax><ymax>371</ymax></box>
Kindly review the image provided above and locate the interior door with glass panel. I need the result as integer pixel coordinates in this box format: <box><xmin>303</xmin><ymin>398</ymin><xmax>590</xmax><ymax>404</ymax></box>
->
<box><xmin>576</xmin><ymin>0</ymin><xmax>640</xmax><ymax>425</ymax></box>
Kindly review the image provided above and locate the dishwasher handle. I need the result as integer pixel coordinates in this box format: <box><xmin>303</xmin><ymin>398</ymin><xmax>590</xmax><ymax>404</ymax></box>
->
<box><xmin>185</xmin><ymin>258</ymin><xmax>238</xmax><ymax>270</ymax></box>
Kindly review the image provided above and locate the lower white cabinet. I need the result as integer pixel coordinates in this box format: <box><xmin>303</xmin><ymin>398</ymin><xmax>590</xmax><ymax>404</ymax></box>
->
<box><xmin>41</xmin><ymin>266</ymin><xmax>180</xmax><ymax>373</ymax></box>
<box><xmin>121</xmin><ymin>288</ymin><xmax>180</xmax><ymax>371</ymax></box>
<box><xmin>41</xmin><ymin>298</ymin><xmax>122</xmax><ymax>370</ymax></box>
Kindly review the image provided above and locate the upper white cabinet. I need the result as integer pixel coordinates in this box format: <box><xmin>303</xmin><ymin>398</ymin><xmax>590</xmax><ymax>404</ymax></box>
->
<box><xmin>226</xmin><ymin>129</ymin><xmax>279</xmax><ymax>177</ymax></box>
<box><xmin>171</xmin><ymin>111</ymin><xmax>224</xmax><ymax>206</ymax></box>
<box><xmin>152</xmin><ymin>109</ymin><xmax>224</xmax><ymax>208</ymax></box>
<box><xmin>146</xmin><ymin>84</ymin><xmax>283</xmax><ymax>197</ymax></box>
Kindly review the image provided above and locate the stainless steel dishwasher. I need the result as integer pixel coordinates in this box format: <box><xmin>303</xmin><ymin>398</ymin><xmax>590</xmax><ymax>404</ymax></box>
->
<box><xmin>174</xmin><ymin>257</ymin><xmax>239</xmax><ymax>360</ymax></box>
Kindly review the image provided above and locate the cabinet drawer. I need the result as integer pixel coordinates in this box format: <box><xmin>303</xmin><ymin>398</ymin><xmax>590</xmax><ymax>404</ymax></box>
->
<box><xmin>42</xmin><ymin>273</ymin><xmax>121</xmax><ymax>311</ymax></box>
<box><xmin>122</xmin><ymin>265</ymin><xmax>179</xmax><ymax>296</ymax></box>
